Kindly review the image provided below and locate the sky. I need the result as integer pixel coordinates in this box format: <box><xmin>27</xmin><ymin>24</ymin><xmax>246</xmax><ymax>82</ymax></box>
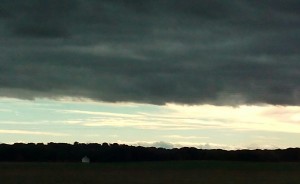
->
<box><xmin>1</xmin><ymin>0</ymin><xmax>300</xmax><ymax>149</ymax></box>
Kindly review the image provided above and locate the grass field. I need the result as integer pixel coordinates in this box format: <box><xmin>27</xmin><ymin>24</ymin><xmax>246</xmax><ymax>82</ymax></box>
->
<box><xmin>1</xmin><ymin>161</ymin><xmax>300</xmax><ymax>184</ymax></box>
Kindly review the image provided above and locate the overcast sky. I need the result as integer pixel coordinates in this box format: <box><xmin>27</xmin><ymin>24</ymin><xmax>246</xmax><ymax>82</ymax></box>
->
<box><xmin>1</xmin><ymin>1</ymin><xmax>300</xmax><ymax>149</ymax></box>
<box><xmin>1</xmin><ymin>0</ymin><xmax>300</xmax><ymax>105</ymax></box>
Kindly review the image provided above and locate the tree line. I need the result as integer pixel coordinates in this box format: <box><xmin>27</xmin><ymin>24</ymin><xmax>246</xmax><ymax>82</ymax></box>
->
<box><xmin>0</xmin><ymin>142</ymin><xmax>299</xmax><ymax>162</ymax></box>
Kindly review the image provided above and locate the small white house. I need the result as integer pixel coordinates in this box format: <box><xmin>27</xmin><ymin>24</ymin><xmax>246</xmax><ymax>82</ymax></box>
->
<box><xmin>82</xmin><ymin>156</ymin><xmax>90</xmax><ymax>163</ymax></box>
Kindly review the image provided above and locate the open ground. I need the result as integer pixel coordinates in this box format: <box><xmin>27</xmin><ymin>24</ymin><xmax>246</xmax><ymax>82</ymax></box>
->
<box><xmin>1</xmin><ymin>161</ymin><xmax>300</xmax><ymax>184</ymax></box>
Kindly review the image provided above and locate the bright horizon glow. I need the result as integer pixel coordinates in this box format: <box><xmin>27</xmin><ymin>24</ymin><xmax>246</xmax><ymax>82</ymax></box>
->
<box><xmin>1</xmin><ymin>97</ymin><xmax>300</xmax><ymax>150</ymax></box>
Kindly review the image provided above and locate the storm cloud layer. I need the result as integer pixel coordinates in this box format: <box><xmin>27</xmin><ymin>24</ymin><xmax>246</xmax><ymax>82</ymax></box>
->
<box><xmin>1</xmin><ymin>0</ymin><xmax>300</xmax><ymax>105</ymax></box>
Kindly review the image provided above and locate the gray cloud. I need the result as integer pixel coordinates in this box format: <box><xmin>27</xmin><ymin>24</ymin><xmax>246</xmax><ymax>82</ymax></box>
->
<box><xmin>1</xmin><ymin>0</ymin><xmax>300</xmax><ymax>105</ymax></box>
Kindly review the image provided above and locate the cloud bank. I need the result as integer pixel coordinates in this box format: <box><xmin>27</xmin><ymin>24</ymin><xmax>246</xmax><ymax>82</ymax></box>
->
<box><xmin>1</xmin><ymin>0</ymin><xmax>300</xmax><ymax>105</ymax></box>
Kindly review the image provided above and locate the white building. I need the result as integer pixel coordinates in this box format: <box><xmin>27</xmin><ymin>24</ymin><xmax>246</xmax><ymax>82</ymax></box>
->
<box><xmin>82</xmin><ymin>156</ymin><xmax>90</xmax><ymax>163</ymax></box>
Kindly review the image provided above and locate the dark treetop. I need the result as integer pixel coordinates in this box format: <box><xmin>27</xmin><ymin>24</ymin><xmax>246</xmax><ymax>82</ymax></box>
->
<box><xmin>0</xmin><ymin>142</ymin><xmax>299</xmax><ymax>162</ymax></box>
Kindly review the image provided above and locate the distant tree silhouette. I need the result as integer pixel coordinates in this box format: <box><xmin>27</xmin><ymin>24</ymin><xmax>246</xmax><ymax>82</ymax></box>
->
<box><xmin>0</xmin><ymin>143</ymin><xmax>299</xmax><ymax>162</ymax></box>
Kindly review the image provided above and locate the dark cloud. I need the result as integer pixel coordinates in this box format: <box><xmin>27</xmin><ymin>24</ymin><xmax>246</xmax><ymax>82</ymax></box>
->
<box><xmin>1</xmin><ymin>0</ymin><xmax>75</xmax><ymax>38</ymax></box>
<box><xmin>1</xmin><ymin>0</ymin><xmax>300</xmax><ymax>105</ymax></box>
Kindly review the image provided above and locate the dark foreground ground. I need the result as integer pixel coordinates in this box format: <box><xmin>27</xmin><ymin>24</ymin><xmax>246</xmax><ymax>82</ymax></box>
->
<box><xmin>1</xmin><ymin>161</ymin><xmax>300</xmax><ymax>184</ymax></box>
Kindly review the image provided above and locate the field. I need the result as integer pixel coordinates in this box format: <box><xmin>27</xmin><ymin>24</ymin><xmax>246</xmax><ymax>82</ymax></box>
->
<box><xmin>1</xmin><ymin>161</ymin><xmax>300</xmax><ymax>184</ymax></box>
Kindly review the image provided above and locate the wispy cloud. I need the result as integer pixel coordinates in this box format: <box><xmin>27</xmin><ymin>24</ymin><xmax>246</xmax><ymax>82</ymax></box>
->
<box><xmin>163</xmin><ymin>135</ymin><xmax>209</xmax><ymax>140</ymax></box>
<box><xmin>59</xmin><ymin>109</ymin><xmax>141</xmax><ymax>118</ymax></box>
<box><xmin>58</xmin><ymin>104</ymin><xmax>300</xmax><ymax>134</ymax></box>
<box><xmin>0</xmin><ymin>109</ymin><xmax>13</xmax><ymax>112</ymax></box>
<box><xmin>165</xmin><ymin>104</ymin><xmax>300</xmax><ymax>133</ymax></box>
<box><xmin>0</xmin><ymin>129</ymin><xmax>68</xmax><ymax>136</ymax></box>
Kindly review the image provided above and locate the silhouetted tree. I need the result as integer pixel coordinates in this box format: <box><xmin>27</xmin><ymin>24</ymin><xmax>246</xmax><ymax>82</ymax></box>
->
<box><xmin>0</xmin><ymin>143</ymin><xmax>299</xmax><ymax>162</ymax></box>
